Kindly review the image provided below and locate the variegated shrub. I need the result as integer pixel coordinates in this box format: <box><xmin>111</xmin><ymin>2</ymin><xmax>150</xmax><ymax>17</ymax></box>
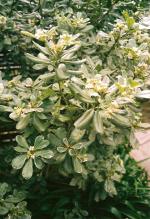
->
<box><xmin>0</xmin><ymin>2</ymin><xmax>150</xmax><ymax>218</ymax></box>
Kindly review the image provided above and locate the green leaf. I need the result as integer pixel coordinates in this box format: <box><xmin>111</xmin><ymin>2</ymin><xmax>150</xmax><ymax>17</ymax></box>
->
<box><xmin>111</xmin><ymin>113</ymin><xmax>130</xmax><ymax>128</ymax></box>
<box><xmin>104</xmin><ymin>180</ymin><xmax>117</xmax><ymax>195</ymax></box>
<box><xmin>34</xmin><ymin>73</ymin><xmax>55</xmax><ymax>85</ymax></box>
<box><xmin>68</xmin><ymin>149</ymin><xmax>76</xmax><ymax>156</ymax></box>
<box><xmin>63</xmin><ymin>157</ymin><xmax>73</xmax><ymax>174</ymax></box>
<box><xmin>18</xmin><ymin>214</ymin><xmax>32</xmax><ymax>219</ymax></box>
<box><xmin>110</xmin><ymin>207</ymin><xmax>122</xmax><ymax>219</ymax></box>
<box><xmin>21</xmin><ymin>31</ymin><xmax>35</xmax><ymax>38</ymax></box>
<box><xmin>0</xmin><ymin>105</ymin><xmax>12</xmax><ymax>112</ymax></box>
<box><xmin>34</xmin><ymin>157</ymin><xmax>44</xmax><ymax>169</ymax></box>
<box><xmin>16</xmin><ymin>136</ymin><xmax>28</xmax><ymax>148</ymax></box>
<box><xmin>0</xmin><ymin>206</ymin><xmax>9</xmax><ymax>215</ymax></box>
<box><xmin>55</xmin><ymin>153</ymin><xmax>66</xmax><ymax>162</ymax></box>
<box><xmin>73</xmin><ymin>158</ymin><xmax>83</xmax><ymax>173</ymax></box>
<box><xmin>22</xmin><ymin>159</ymin><xmax>33</xmax><ymax>179</ymax></box>
<box><xmin>6</xmin><ymin>191</ymin><xmax>26</xmax><ymax>203</ymax></box>
<box><xmin>79</xmin><ymin>90</ymin><xmax>95</xmax><ymax>103</ymax></box>
<box><xmin>14</xmin><ymin>147</ymin><xmax>28</xmax><ymax>153</ymax></box>
<box><xmin>128</xmin><ymin>79</ymin><xmax>139</xmax><ymax>87</ymax></box>
<box><xmin>26</xmin><ymin>53</ymin><xmax>50</xmax><ymax>64</ymax></box>
<box><xmin>33</xmin><ymin>64</ymin><xmax>47</xmax><ymax>70</ymax></box>
<box><xmin>0</xmin><ymin>183</ymin><xmax>10</xmax><ymax>197</ymax></box>
<box><xmin>73</xmin><ymin>141</ymin><xmax>92</xmax><ymax>149</ymax></box>
<box><xmin>127</xmin><ymin>17</ymin><xmax>135</xmax><ymax>28</ymax></box>
<box><xmin>93</xmin><ymin>111</ymin><xmax>104</xmax><ymax>134</ymax></box>
<box><xmin>74</xmin><ymin>109</ymin><xmax>94</xmax><ymax>129</ymax></box>
<box><xmin>16</xmin><ymin>114</ymin><xmax>30</xmax><ymax>130</ymax></box>
<box><xmin>48</xmin><ymin>133</ymin><xmax>62</xmax><ymax>146</ymax></box>
<box><xmin>33</xmin><ymin>41</ymin><xmax>49</xmax><ymax>55</ymax></box>
<box><xmin>83</xmin><ymin>25</ymin><xmax>93</xmax><ymax>32</ymax></box>
<box><xmin>56</xmin><ymin>63</ymin><xmax>68</xmax><ymax>80</ymax></box>
<box><xmin>65</xmin><ymin>59</ymin><xmax>86</xmax><ymax>64</ymax></box>
<box><xmin>34</xmin><ymin>135</ymin><xmax>49</xmax><ymax>149</ymax></box>
<box><xmin>12</xmin><ymin>155</ymin><xmax>27</xmax><ymax>170</ymax></box>
<box><xmin>33</xmin><ymin>113</ymin><xmax>47</xmax><ymax>132</ymax></box>
<box><xmin>55</xmin><ymin>128</ymin><xmax>67</xmax><ymax>140</ymax></box>
<box><xmin>57</xmin><ymin>146</ymin><xmax>67</xmax><ymax>153</ymax></box>
<box><xmin>35</xmin><ymin>150</ymin><xmax>54</xmax><ymax>159</ymax></box>
<box><xmin>58</xmin><ymin>114</ymin><xmax>71</xmax><ymax>122</ymax></box>
<box><xmin>70</xmin><ymin>128</ymin><xmax>85</xmax><ymax>142</ymax></box>
<box><xmin>123</xmin><ymin>11</ymin><xmax>135</xmax><ymax>28</ymax></box>
<box><xmin>38</xmin><ymin>88</ymin><xmax>55</xmax><ymax>100</ymax></box>
<box><xmin>4</xmin><ymin>202</ymin><xmax>14</xmax><ymax>210</ymax></box>
<box><xmin>121</xmin><ymin>208</ymin><xmax>140</xmax><ymax>219</ymax></box>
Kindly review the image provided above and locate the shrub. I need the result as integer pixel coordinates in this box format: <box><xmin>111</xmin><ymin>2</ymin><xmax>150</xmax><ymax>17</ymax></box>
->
<box><xmin>0</xmin><ymin>0</ymin><xmax>150</xmax><ymax>218</ymax></box>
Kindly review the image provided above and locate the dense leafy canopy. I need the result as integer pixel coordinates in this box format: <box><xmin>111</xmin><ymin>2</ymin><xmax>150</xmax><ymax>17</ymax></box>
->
<box><xmin>0</xmin><ymin>0</ymin><xmax>150</xmax><ymax>218</ymax></box>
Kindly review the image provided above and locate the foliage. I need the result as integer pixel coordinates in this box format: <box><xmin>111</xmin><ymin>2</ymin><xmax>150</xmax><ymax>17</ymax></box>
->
<box><xmin>0</xmin><ymin>182</ymin><xmax>30</xmax><ymax>219</ymax></box>
<box><xmin>0</xmin><ymin>0</ymin><xmax>149</xmax><ymax>79</ymax></box>
<box><xmin>0</xmin><ymin>0</ymin><xmax>150</xmax><ymax>218</ymax></box>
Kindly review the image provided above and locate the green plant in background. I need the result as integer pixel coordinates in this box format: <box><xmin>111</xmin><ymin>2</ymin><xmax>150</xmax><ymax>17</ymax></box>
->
<box><xmin>0</xmin><ymin>183</ymin><xmax>30</xmax><ymax>219</ymax></box>
<box><xmin>0</xmin><ymin>0</ymin><xmax>150</xmax><ymax>219</ymax></box>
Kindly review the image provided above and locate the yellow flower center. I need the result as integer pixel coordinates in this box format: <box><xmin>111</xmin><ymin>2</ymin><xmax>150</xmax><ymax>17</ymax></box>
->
<box><xmin>27</xmin><ymin>146</ymin><xmax>35</xmax><ymax>159</ymax></box>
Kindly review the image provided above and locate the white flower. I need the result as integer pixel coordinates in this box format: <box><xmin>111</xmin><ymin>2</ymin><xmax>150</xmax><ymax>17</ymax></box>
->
<box><xmin>35</xmin><ymin>29</ymin><xmax>48</xmax><ymax>40</ymax></box>
<box><xmin>85</xmin><ymin>75</ymin><xmax>109</xmax><ymax>94</ymax></box>
<box><xmin>59</xmin><ymin>33</ymin><xmax>80</xmax><ymax>46</ymax></box>
<box><xmin>27</xmin><ymin>146</ymin><xmax>35</xmax><ymax>159</ymax></box>
<box><xmin>48</xmin><ymin>41</ymin><xmax>64</xmax><ymax>54</ymax></box>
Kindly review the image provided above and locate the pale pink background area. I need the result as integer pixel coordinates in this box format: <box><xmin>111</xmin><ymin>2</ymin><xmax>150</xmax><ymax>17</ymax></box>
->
<box><xmin>130</xmin><ymin>130</ymin><xmax>150</xmax><ymax>177</ymax></box>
